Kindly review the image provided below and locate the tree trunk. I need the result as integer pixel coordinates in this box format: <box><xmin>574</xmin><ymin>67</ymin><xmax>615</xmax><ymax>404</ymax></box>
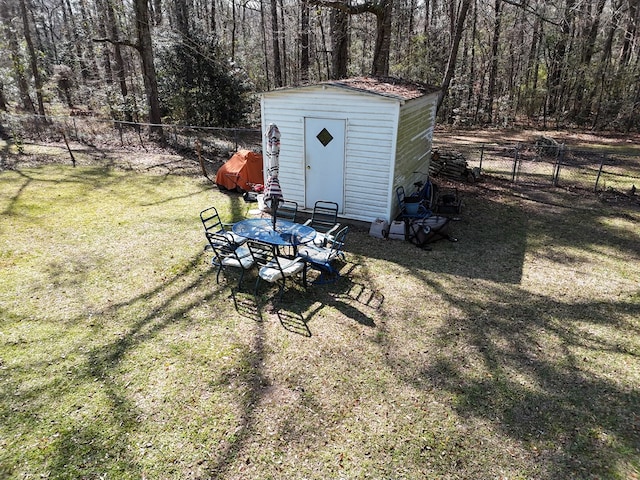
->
<box><xmin>278</xmin><ymin>0</ymin><xmax>288</xmax><ymax>85</ymax></box>
<box><xmin>0</xmin><ymin>0</ymin><xmax>35</xmax><ymax>112</ymax></box>
<box><xmin>95</xmin><ymin>0</ymin><xmax>114</xmax><ymax>87</ymax></box>
<box><xmin>260</xmin><ymin>0</ymin><xmax>271</xmax><ymax>89</ymax></box>
<box><xmin>134</xmin><ymin>0</ymin><xmax>162</xmax><ymax>133</ymax></box>
<box><xmin>486</xmin><ymin>0</ymin><xmax>502</xmax><ymax>123</ymax></box>
<box><xmin>270</xmin><ymin>0</ymin><xmax>283</xmax><ymax>87</ymax></box>
<box><xmin>19</xmin><ymin>0</ymin><xmax>45</xmax><ymax>116</ymax></box>
<box><xmin>78</xmin><ymin>0</ymin><xmax>100</xmax><ymax>81</ymax></box>
<box><xmin>620</xmin><ymin>0</ymin><xmax>638</xmax><ymax>66</ymax></box>
<box><xmin>300</xmin><ymin>0</ymin><xmax>310</xmax><ymax>82</ymax></box>
<box><xmin>0</xmin><ymin>80</ymin><xmax>8</xmax><ymax>111</ymax></box>
<box><xmin>230</xmin><ymin>0</ymin><xmax>236</xmax><ymax>61</ymax></box>
<box><xmin>438</xmin><ymin>0</ymin><xmax>472</xmax><ymax>112</ymax></box>
<box><xmin>330</xmin><ymin>6</ymin><xmax>348</xmax><ymax>79</ymax></box>
<box><xmin>174</xmin><ymin>0</ymin><xmax>189</xmax><ymax>37</ymax></box>
<box><xmin>106</xmin><ymin>0</ymin><xmax>132</xmax><ymax>121</ymax></box>
<box><xmin>547</xmin><ymin>0</ymin><xmax>575</xmax><ymax>115</ymax></box>
<box><xmin>371</xmin><ymin>0</ymin><xmax>392</xmax><ymax>76</ymax></box>
<box><xmin>574</xmin><ymin>0</ymin><xmax>606</xmax><ymax>121</ymax></box>
<box><xmin>309</xmin><ymin>0</ymin><xmax>393</xmax><ymax>77</ymax></box>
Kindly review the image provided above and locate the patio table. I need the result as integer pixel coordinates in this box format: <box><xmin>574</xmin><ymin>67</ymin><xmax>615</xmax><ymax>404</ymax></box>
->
<box><xmin>232</xmin><ymin>218</ymin><xmax>316</xmax><ymax>247</ymax></box>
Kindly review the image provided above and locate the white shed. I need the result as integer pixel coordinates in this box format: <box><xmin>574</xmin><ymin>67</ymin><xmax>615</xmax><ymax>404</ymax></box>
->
<box><xmin>260</xmin><ymin>77</ymin><xmax>441</xmax><ymax>224</ymax></box>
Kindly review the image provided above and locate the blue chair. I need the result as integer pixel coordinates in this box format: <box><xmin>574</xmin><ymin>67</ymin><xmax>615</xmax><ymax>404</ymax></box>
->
<box><xmin>298</xmin><ymin>226</ymin><xmax>349</xmax><ymax>285</ymax></box>
<box><xmin>396</xmin><ymin>186</ymin><xmax>431</xmax><ymax>221</ymax></box>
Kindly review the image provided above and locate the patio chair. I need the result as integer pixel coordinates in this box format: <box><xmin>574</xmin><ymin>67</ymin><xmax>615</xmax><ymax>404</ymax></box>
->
<box><xmin>303</xmin><ymin>200</ymin><xmax>340</xmax><ymax>246</ymax></box>
<box><xmin>396</xmin><ymin>186</ymin><xmax>431</xmax><ymax>222</ymax></box>
<box><xmin>276</xmin><ymin>200</ymin><xmax>298</xmax><ymax>222</ymax></box>
<box><xmin>246</xmin><ymin>239</ymin><xmax>306</xmax><ymax>302</ymax></box>
<box><xmin>298</xmin><ymin>225</ymin><xmax>349</xmax><ymax>285</ymax></box>
<box><xmin>205</xmin><ymin>231</ymin><xmax>255</xmax><ymax>290</ymax></box>
<box><xmin>200</xmin><ymin>206</ymin><xmax>246</xmax><ymax>248</ymax></box>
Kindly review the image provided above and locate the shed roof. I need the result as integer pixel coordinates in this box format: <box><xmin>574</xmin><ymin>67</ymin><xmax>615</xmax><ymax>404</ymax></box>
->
<box><xmin>262</xmin><ymin>76</ymin><xmax>440</xmax><ymax>101</ymax></box>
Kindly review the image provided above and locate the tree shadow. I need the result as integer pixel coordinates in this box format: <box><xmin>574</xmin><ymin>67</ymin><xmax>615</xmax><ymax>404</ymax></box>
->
<box><xmin>1</xmin><ymin>251</ymin><xmax>223</xmax><ymax>477</ymax></box>
<box><xmin>384</xmin><ymin>273</ymin><xmax>640</xmax><ymax>478</ymax></box>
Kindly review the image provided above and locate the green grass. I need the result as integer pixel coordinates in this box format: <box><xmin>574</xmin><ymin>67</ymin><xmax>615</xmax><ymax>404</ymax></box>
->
<box><xmin>1</xmin><ymin>164</ymin><xmax>639</xmax><ymax>479</ymax></box>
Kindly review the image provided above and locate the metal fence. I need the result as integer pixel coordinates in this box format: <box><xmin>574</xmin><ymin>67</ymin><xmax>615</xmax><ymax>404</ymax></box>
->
<box><xmin>3</xmin><ymin>113</ymin><xmax>638</xmax><ymax>194</ymax></box>
<box><xmin>432</xmin><ymin>141</ymin><xmax>640</xmax><ymax>194</ymax></box>
<box><xmin>1</xmin><ymin>113</ymin><xmax>263</xmax><ymax>177</ymax></box>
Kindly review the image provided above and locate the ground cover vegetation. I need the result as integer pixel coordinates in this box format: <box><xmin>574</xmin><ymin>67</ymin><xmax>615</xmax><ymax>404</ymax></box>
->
<box><xmin>1</xmin><ymin>138</ymin><xmax>639</xmax><ymax>479</ymax></box>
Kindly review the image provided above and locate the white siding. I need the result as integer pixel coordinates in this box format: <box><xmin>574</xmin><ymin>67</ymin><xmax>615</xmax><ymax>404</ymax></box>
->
<box><xmin>262</xmin><ymin>86</ymin><xmax>400</xmax><ymax>222</ymax></box>
<box><xmin>392</xmin><ymin>92</ymin><xmax>439</xmax><ymax>216</ymax></box>
<box><xmin>261</xmin><ymin>84</ymin><xmax>439</xmax><ymax>223</ymax></box>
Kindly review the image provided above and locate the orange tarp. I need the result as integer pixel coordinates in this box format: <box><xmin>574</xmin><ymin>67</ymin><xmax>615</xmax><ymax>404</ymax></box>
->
<box><xmin>215</xmin><ymin>150</ymin><xmax>264</xmax><ymax>192</ymax></box>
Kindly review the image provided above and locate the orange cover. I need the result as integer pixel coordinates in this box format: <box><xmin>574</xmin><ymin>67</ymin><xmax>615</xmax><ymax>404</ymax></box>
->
<box><xmin>215</xmin><ymin>150</ymin><xmax>264</xmax><ymax>191</ymax></box>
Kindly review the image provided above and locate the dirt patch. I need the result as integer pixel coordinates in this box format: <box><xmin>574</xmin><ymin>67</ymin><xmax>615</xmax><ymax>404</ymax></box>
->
<box><xmin>434</xmin><ymin>126</ymin><xmax>640</xmax><ymax>154</ymax></box>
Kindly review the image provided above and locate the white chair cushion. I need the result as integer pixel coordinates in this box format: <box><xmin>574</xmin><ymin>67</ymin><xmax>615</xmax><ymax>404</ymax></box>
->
<box><xmin>298</xmin><ymin>245</ymin><xmax>336</xmax><ymax>264</ymax></box>
<box><xmin>220</xmin><ymin>230</ymin><xmax>247</xmax><ymax>245</ymax></box>
<box><xmin>259</xmin><ymin>257</ymin><xmax>304</xmax><ymax>282</ymax></box>
<box><xmin>222</xmin><ymin>253</ymin><xmax>254</xmax><ymax>269</ymax></box>
<box><xmin>221</xmin><ymin>245</ymin><xmax>253</xmax><ymax>269</ymax></box>
<box><xmin>234</xmin><ymin>245</ymin><xmax>252</xmax><ymax>258</ymax></box>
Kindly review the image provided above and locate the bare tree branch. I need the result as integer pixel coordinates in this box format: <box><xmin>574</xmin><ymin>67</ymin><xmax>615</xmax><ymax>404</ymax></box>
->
<box><xmin>92</xmin><ymin>37</ymin><xmax>139</xmax><ymax>51</ymax></box>
<box><xmin>501</xmin><ymin>0</ymin><xmax>562</xmax><ymax>26</ymax></box>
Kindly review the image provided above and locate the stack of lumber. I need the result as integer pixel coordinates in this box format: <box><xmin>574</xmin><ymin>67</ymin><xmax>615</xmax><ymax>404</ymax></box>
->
<box><xmin>429</xmin><ymin>148</ymin><xmax>470</xmax><ymax>180</ymax></box>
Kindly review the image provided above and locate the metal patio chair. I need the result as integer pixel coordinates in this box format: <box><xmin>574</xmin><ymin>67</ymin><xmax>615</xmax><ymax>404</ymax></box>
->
<box><xmin>246</xmin><ymin>239</ymin><xmax>306</xmax><ymax>301</ymax></box>
<box><xmin>200</xmin><ymin>206</ymin><xmax>246</xmax><ymax>248</ymax></box>
<box><xmin>298</xmin><ymin>225</ymin><xmax>349</xmax><ymax>285</ymax></box>
<box><xmin>205</xmin><ymin>231</ymin><xmax>255</xmax><ymax>290</ymax></box>
<box><xmin>276</xmin><ymin>200</ymin><xmax>298</xmax><ymax>222</ymax></box>
<box><xmin>395</xmin><ymin>186</ymin><xmax>431</xmax><ymax>222</ymax></box>
<box><xmin>304</xmin><ymin>200</ymin><xmax>340</xmax><ymax>246</ymax></box>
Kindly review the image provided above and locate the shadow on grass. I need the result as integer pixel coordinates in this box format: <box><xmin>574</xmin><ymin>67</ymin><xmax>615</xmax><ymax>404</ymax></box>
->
<box><xmin>3</xmin><ymin>166</ymin><xmax>637</xmax><ymax>478</ymax></box>
<box><xmin>348</xmin><ymin>194</ymin><xmax>529</xmax><ymax>284</ymax></box>
<box><xmin>54</xmin><ymin>254</ymin><xmax>215</xmax><ymax>476</ymax></box>
<box><xmin>338</xmin><ymin>184</ymin><xmax>639</xmax><ymax>477</ymax></box>
<box><xmin>263</xmin><ymin>261</ymin><xmax>383</xmax><ymax>336</ymax></box>
<box><xmin>0</xmin><ymin>250</ymin><xmax>223</xmax><ymax>477</ymax></box>
<box><xmin>381</xmin><ymin>261</ymin><xmax>640</xmax><ymax>478</ymax></box>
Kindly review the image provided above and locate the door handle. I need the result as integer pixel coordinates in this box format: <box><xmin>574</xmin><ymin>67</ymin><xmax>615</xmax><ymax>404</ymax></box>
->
<box><xmin>306</xmin><ymin>165</ymin><xmax>311</xmax><ymax>169</ymax></box>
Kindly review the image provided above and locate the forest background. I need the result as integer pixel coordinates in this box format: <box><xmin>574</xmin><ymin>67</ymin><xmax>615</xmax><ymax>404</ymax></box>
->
<box><xmin>0</xmin><ymin>0</ymin><xmax>639</xmax><ymax>134</ymax></box>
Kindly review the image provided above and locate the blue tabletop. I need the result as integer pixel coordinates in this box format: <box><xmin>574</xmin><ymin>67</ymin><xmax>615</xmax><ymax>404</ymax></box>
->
<box><xmin>232</xmin><ymin>218</ymin><xmax>316</xmax><ymax>246</ymax></box>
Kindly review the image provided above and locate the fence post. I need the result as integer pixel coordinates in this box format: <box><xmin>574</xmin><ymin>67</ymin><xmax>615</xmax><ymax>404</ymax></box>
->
<box><xmin>511</xmin><ymin>144</ymin><xmax>520</xmax><ymax>183</ymax></box>
<box><xmin>594</xmin><ymin>155</ymin><xmax>606</xmax><ymax>192</ymax></box>
<box><xmin>479</xmin><ymin>143</ymin><xmax>484</xmax><ymax>174</ymax></box>
<box><xmin>553</xmin><ymin>144</ymin><xmax>564</xmax><ymax>186</ymax></box>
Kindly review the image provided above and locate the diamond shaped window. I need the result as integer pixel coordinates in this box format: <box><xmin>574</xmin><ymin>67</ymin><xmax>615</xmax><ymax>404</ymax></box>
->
<box><xmin>316</xmin><ymin>128</ymin><xmax>334</xmax><ymax>147</ymax></box>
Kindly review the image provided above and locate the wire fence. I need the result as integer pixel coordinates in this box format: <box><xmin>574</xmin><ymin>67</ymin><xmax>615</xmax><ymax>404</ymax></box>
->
<box><xmin>1</xmin><ymin>113</ymin><xmax>263</xmax><ymax>177</ymax></box>
<box><xmin>432</xmin><ymin>141</ymin><xmax>640</xmax><ymax>194</ymax></box>
<box><xmin>2</xmin><ymin>113</ymin><xmax>639</xmax><ymax>196</ymax></box>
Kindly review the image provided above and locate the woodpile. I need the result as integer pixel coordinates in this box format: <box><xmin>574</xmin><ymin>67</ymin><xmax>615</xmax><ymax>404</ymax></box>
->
<box><xmin>535</xmin><ymin>135</ymin><xmax>560</xmax><ymax>156</ymax></box>
<box><xmin>429</xmin><ymin>148</ymin><xmax>473</xmax><ymax>180</ymax></box>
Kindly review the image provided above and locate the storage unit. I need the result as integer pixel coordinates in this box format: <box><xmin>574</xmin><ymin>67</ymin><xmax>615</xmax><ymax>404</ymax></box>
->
<box><xmin>260</xmin><ymin>77</ymin><xmax>441</xmax><ymax>224</ymax></box>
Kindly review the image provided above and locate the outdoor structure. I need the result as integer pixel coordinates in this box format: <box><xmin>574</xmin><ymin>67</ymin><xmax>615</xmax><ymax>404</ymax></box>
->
<box><xmin>260</xmin><ymin>77</ymin><xmax>441</xmax><ymax>223</ymax></box>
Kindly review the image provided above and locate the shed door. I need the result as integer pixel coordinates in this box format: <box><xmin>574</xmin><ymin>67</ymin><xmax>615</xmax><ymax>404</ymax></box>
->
<box><xmin>304</xmin><ymin>117</ymin><xmax>345</xmax><ymax>212</ymax></box>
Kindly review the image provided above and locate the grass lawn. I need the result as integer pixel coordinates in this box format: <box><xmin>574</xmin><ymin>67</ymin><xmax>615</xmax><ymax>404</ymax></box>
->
<box><xmin>1</xmin><ymin>161</ymin><xmax>639</xmax><ymax>479</ymax></box>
